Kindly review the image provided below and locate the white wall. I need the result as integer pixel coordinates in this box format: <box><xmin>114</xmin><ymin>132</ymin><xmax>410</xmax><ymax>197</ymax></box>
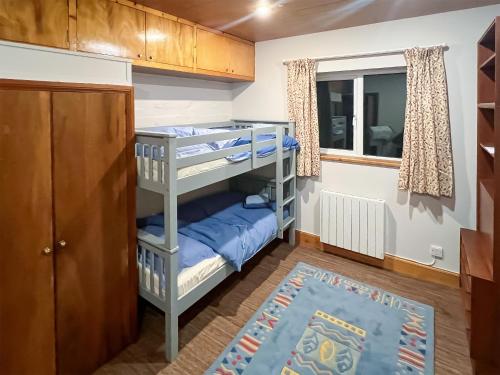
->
<box><xmin>133</xmin><ymin>72</ymin><xmax>235</xmax><ymax>216</ymax></box>
<box><xmin>232</xmin><ymin>5</ymin><xmax>500</xmax><ymax>273</ymax></box>
<box><xmin>133</xmin><ymin>72</ymin><xmax>233</xmax><ymax>128</ymax></box>
<box><xmin>0</xmin><ymin>40</ymin><xmax>131</xmax><ymax>85</ymax></box>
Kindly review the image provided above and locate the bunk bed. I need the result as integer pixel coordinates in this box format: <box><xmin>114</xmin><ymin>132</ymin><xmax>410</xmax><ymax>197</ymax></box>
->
<box><xmin>135</xmin><ymin>120</ymin><xmax>298</xmax><ymax>361</ymax></box>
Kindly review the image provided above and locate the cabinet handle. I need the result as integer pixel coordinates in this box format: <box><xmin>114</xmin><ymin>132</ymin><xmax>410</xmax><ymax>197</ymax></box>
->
<box><xmin>149</xmin><ymin>56</ymin><xmax>153</xmax><ymax>60</ymax></box>
<box><xmin>57</xmin><ymin>240</ymin><xmax>67</xmax><ymax>249</ymax></box>
<box><xmin>42</xmin><ymin>247</ymin><xmax>53</xmax><ymax>255</ymax></box>
<box><xmin>137</xmin><ymin>53</ymin><xmax>142</xmax><ymax>58</ymax></box>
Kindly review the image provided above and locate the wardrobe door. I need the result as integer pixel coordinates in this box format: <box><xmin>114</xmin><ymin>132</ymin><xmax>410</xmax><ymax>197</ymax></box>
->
<box><xmin>0</xmin><ymin>90</ymin><xmax>55</xmax><ymax>374</ymax></box>
<box><xmin>52</xmin><ymin>92</ymin><xmax>132</xmax><ymax>374</ymax></box>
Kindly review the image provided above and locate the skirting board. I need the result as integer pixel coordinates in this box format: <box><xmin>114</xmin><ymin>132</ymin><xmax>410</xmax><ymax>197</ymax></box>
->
<box><xmin>296</xmin><ymin>230</ymin><xmax>459</xmax><ymax>288</ymax></box>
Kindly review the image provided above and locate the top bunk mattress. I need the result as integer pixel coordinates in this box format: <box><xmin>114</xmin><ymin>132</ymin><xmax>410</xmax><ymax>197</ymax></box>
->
<box><xmin>138</xmin><ymin>156</ymin><xmax>232</xmax><ymax>180</ymax></box>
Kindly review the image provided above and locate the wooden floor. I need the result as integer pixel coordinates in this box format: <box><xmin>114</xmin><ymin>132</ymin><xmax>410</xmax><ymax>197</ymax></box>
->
<box><xmin>96</xmin><ymin>242</ymin><xmax>472</xmax><ymax>375</ymax></box>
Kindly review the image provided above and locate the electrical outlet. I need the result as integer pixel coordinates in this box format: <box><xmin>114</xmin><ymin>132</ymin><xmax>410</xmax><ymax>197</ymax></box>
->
<box><xmin>430</xmin><ymin>245</ymin><xmax>443</xmax><ymax>259</ymax></box>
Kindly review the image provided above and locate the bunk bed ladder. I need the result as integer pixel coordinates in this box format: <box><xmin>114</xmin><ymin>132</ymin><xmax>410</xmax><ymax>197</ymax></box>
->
<box><xmin>276</xmin><ymin>123</ymin><xmax>297</xmax><ymax>245</ymax></box>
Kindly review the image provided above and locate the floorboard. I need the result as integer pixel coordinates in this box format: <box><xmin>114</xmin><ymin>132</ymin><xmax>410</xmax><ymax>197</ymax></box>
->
<box><xmin>96</xmin><ymin>242</ymin><xmax>472</xmax><ymax>375</ymax></box>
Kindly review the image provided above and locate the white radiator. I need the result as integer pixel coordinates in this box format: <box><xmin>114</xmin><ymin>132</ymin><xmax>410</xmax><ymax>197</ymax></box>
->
<box><xmin>320</xmin><ymin>190</ymin><xmax>385</xmax><ymax>259</ymax></box>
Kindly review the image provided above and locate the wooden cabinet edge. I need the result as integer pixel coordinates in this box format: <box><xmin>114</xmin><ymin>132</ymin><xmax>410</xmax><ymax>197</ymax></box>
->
<box><xmin>133</xmin><ymin>59</ymin><xmax>196</xmax><ymax>74</ymax></box>
<box><xmin>132</xmin><ymin>60</ymin><xmax>254</xmax><ymax>82</ymax></box>
<box><xmin>195</xmin><ymin>67</ymin><xmax>254</xmax><ymax>81</ymax></box>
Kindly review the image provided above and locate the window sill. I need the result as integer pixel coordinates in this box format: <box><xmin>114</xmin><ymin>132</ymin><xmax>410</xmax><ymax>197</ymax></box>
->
<box><xmin>320</xmin><ymin>154</ymin><xmax>401</xmax><ymax>169</ymax></box>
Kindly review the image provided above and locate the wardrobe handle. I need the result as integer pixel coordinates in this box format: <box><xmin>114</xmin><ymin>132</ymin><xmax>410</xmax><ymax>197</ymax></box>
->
<box><xmin>57</xmin><ymin>240</ymin><xmax>67</xmax><ymax>249</ymax></box>
<box><xmin>42</xmin><ymin>247</ymin><xmax>53</xmax><ymax>255</ymax></box>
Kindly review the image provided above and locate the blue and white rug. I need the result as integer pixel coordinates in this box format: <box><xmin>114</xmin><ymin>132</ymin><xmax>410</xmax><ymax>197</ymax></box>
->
<box><xmin>206</xmin><ymin>262</ymin><xmax>434</xmax><ymax>375</ymax></box>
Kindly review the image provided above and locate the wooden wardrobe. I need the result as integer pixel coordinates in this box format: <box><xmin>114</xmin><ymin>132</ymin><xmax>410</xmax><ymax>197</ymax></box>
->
<box><xmin>0</xmin><ymin>79</ymin><xmax>137</xmax><ymax>374</ymax></box>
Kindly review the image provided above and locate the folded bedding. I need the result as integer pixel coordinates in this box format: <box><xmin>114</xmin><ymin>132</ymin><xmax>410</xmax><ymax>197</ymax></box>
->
<box><xmin>137</xmin><ymin>126</ymin><xmax>300</xmax><ymax>164</ymax></box>
<box><xmin>243</xmin><ymin>194</ymin><xmax>270</xmax><ymax>209</ymax></box>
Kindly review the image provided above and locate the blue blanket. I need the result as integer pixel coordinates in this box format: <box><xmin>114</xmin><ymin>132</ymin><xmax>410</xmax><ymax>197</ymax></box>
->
<box><xmin>139</xmin><ymin>227</ymin><xmax>217</xmax><ymax>271</ymax></box>
<box><xmin>179</xmin><ymin>203</ymin><xmax>279</xmax><ymax>271</ymax></box>
<box><xmin>137</xmin><ymin>126</ymin><xmax>300</xmax><ymax>163</ymax></box>
<box><xmin>224</xmin><ymin>133</ymin><xmax>300</xmax><ymax>162</ymax></box>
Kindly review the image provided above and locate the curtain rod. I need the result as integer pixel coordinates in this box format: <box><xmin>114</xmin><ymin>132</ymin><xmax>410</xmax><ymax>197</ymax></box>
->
<box><xmin>282</xmin><ymin>44</ymin><xmax>449</xmax><ymax>65</ymax></box>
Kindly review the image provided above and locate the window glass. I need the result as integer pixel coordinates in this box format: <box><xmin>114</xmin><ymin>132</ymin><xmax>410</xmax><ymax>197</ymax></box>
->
<box><xmin>363</xmin><ymin>73</ymin><xmax>406</xmax><ymax>158</ymax></box>
<box><xmin>317</xmin><ymin>79</ymin><xmax>354</xmax><ymax>150</ymax></box>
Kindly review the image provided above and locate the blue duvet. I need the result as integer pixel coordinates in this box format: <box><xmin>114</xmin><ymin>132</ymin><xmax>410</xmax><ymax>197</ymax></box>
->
<box><xmin>137</xmin><ymin>126</ymin><xmax>300</xmax><ymax>163</ymax></box>
<box><xmin>178</xmin><ymin>203</ymin><xmax>278</xmax><ymax>271</ymax></box>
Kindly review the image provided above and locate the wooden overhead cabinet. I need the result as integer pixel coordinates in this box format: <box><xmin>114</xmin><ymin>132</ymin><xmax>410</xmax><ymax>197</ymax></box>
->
<box><xmin>0</xmin><ymin>0</ymin><xmax>69</xmax><ymax>48</ymax></box>
<box><xmin>76</xmin><ymin>0</ymin><xmax>146</xmax><ymax>60</ymax></box>
<box><xmin>196</xmin><ymin>28</ymin><xmax>254</xmax><ymax>79</ymax></box>
<box><xmin>196</xmin><ymin>28</ymin><xmax>231</xmax><ymax>74</ymax></box>
<box><xmin>0</xmin><ymin>0</ymin><xmax>255</xmax><ymax>80</ymax></box>
<box><xmin>145</xmin><ymin>13</ymin><xmax>194</xmax><ymax>68</ymax></box>
<box><xmin>228</xmin><ymin>38</ymin><xmax>255</xmax><ymax>77</ymax></box>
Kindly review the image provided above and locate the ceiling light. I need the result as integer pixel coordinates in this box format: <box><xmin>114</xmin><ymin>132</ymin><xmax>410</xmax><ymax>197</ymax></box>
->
<box><xmin>256</xmin><ymin>3</ymin><xmax>271</xmax><ymax>17</ymax></box>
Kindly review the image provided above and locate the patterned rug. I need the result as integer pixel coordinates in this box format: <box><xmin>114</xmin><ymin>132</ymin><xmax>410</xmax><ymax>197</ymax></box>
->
<box><xmin>206</xmin><ymin>262</ymin><xmax>434</xmax><ymax>375</ymax></box>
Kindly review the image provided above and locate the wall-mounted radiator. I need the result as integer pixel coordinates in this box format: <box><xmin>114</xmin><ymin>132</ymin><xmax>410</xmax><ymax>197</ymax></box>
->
<box><xmin>320</xmin><ymin>190</ymin><xmax>385</xmax><ymax>259</ymax></box>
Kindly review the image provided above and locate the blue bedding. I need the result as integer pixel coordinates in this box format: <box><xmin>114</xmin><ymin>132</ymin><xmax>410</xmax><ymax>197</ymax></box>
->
<box><xmin>140</xmin><ymin>226</ymin><xmax>217</xmax><ymax>270</ymax></box>
<box><xmin>138</xmin><ymin>190</ymin><xmax>290</xmax><ymax>271</ymax></box>
<box><xmin>137</xmin><ymin>126</ymin><xmax>300</xmax><ymax>163</ymax></box>
<box><xmin>178</xmin><ymin>203</ymin><xmax>278</xmax><ymax>271</ymax></box>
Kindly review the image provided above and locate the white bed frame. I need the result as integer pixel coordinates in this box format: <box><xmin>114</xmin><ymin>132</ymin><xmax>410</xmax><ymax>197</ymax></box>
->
<box><xmin>135</xmin><ymin>120</ymin><xmax>297</xmax><ymax>361</ymax></box>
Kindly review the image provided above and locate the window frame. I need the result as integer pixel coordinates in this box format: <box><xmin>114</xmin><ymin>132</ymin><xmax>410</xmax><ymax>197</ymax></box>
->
<box><xmin>317</xmin><ymin>66</ymin><xmax>407</xmax><ymax>163</ymax></box>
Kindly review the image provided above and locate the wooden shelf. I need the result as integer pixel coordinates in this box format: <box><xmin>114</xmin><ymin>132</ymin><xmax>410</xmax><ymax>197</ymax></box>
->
<box><xmin>480</xmin><ymin>53</ymin><xmax>496</xmax><ymax>71</ymax></box>
<box><xmin>464</xmin><ymin>19</ymin><xmax>500</xmax><ymax>370</ymax></box>
<box><xmin>480</xmin><ymin>143</ymin><xmax>495</xmax><ymax>158</ymax></box>
<box><xmin>480</xmin><ymin>178</ymin><xmax>495</xmax><ymax>199</ymax></box>
<box><xmin>478</xmin><ymin>102</ymin><xmax>495</xmax><ymax>110</ymax></box>
<box><xmin>480</xmin><ymin>20</ymin><xmax>496</xmax><ymax>51</ymax></box>
<box><xmin>460</xmin><ymin>229</ymin><xmax>493</xmax><ymax>281</ymax></box>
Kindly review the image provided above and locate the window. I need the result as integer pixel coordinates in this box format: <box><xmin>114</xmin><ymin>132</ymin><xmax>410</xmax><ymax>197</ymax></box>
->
<box><xmin>317</xmin><ymin>69</ymin><xmax>407</xmax><ymax>159</ymax></box>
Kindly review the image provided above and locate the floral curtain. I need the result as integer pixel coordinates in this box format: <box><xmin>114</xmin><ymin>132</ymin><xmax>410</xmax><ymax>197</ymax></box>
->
<box><xmin>287</xmin><ymin>59</ymin><xmax>320</xmax><ymax>177</ymax></box>
<box><xmin>398</xmin><ymin>47</ymin><xmax>454</xmax><ymax>197</ymax></box>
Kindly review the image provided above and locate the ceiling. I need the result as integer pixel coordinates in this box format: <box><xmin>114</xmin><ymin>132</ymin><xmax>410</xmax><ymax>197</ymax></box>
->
<box><xmin>134</xmin><ymin>0</ymin><xmax>500</xmax><ymax>42</ymax></box>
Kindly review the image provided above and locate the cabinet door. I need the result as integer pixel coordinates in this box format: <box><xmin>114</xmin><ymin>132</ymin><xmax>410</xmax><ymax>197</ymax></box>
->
<box><xmin>0</xmin><ymin>90</ymin><xmax>55</xmax><ymax>374</ymax></box>
<box><xmin>52</xmin><ymin>92</ymin><xmax>132</xmax><ymax>374</ymax></box>
<box><xmin>0</xmin><ymin>0</ymin><xmax>69</xmax><ymax>48</ymax></box>
<box><xmin>229</xmin><ymin>38</ymin><xmax>255</xmax><ymax>78</ymax></box>
<box><xmin>196</xmin><ymin>28</ymin><xmax>230</xmax><ymax>73</ymax></box>
<box><xmin>77</xmin><ymin>0</ymin><xmax>146</xmax><ymax>59</ymax></box>
<box><xmin>146</xmin><ymin>13</ymin><xmax>194</xmax><ymax>67</ymax></box>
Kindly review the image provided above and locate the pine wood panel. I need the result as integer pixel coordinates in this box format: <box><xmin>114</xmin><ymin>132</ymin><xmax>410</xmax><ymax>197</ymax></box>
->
<box><xmin>228</xmin><ymin>38</ymin><xmax>254</xmax><ymax>77</ymax></box>
<box><xmin>52</xmin><ymin>91</ymin><xmax>133</xmax><ymax>374</ymax></box>
<box><xmin>133</xmin><ymin>0</ymin><xmax>500</xmax><ymax>42</ymax></box>
<box><xmin>76</xmin><ymin>0</ymin><xmax>146</xmax><ymax>59</ymax></box>
<box><xmin>96</xmin><ymin>244</ymin><xmax>473</xmax><ymax>375</ymax></box>
<box><xmin>196</xmin><ymin>28</ymin><xmax>230</xmax><ymax>74</ymax></box>
<box><xmin>0</xmin><ymin>90</ymin><xmax>55</xmax><ymax>374</ymax></box>
<box><xmin>145</xmin><ymin>13</ymin><xmax>194</xmax><ymax>67</ymax></box>
<box><xmin>0</xmin><ymin>0</ymin><xmax>69</xmax><ymax>48</ymax></box>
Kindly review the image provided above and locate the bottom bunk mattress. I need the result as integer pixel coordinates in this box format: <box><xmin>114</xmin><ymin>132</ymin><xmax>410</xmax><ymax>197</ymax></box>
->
<box><xmin>138</xmin><ymin>252</ymin><xmax>228</xmax><ymax>298</ymax></box>
<box><xmin>137</xmin><ymin>192</ymin><xmax>288</xmax><ymax>299</ymax></box>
